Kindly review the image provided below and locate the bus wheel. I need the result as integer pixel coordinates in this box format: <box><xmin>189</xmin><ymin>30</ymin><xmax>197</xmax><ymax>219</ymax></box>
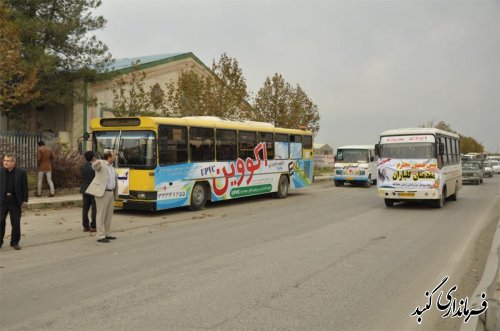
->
<box><xmin>384</xmin><ymin>199</ymin><xmax>394</xmax><ymax>207</ymax></box>
<box><xmin>432</xmin><ymin>188</ymin><xmax>446</xmax><ymax>208</ymax></box>
<box><xmin>189</xmin><ymin>183</ymin><xmax>208</xmax><ymax>211</ymax></box>
<box><xmin>449</xmin><ymin>184</ymin><xmax>458</xmax><ymax>201</ymax></box>
<box><xmin>274</xmin><ymin>175</ymin><xmax>289</xmax><ymax>199</ymax></box>
<box><xmin>334</xmin><ymin>180</ymin><xmax>343</xmax><ymax>187</ymax></box>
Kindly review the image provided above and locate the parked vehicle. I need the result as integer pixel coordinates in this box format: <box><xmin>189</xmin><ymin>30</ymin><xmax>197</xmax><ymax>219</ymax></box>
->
<box><xmin>89</xmin><ymin>116</ymin><xmax>314</xmax><ymax>211</ymax></box>
<box><xmin>462</xmin><ymin>161</ymin><xmax>484</xmax><ymax>185</ymax></box>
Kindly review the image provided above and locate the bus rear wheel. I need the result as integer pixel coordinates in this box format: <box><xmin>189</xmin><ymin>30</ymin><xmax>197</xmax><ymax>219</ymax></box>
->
<box><xmin>189</xmin><ymin>183</ymin><xmax>208</xmax><ymax>211</ymax></box>
<box><xmin>449</xmin><ymin>183</ymin><xmax>458</xmax><ymax>201</ymax></box>
<box><xmin>273</xmin><ymin>175</ymin><xmax>289</xmax><ymax>199</ymax></box>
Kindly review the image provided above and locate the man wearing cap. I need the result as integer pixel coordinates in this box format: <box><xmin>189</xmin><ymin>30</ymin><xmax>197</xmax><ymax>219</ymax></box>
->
<box><xmin>85</xmin><ymin>150</ymin><xmax>118</xmax><ymax>243</ymax></box>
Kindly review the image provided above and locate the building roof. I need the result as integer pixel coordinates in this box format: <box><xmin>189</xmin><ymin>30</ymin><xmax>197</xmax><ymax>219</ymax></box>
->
<box><xmin>103</xmin><ymin>52</ymin><xmax>209</xmax><ymax>75</ymax></box>
<box><xmin>313</xmin><ymin>143</ymin><xmax>333</xmax><ymax>150</ymax></box>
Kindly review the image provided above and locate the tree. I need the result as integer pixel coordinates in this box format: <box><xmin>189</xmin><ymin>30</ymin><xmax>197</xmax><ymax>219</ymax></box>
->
<box><xmin>206</xmin><ymin>53</ymin><xmax>249</xmax><ymax>119</ymax></box>
<box><xmin>0</xmin><ymin>1</ymin><xmax>38</xmax><ymax>111</ymax></box>
<box><xmin>288</xmin><ymin>84</ymin><xmax>320</xmax><ymax>133</ymax></box>
<box><xmin>421</xmin><ymin>120</ymin><xmax>484</xmax><ymax>153</ymax></box>
<box><xmin>107</xmin><ymin>63</ymin><xmax>168</xmax><ymax>117</ymax></box>
<box><xmin>252</xmin><ymin>74</ymin><xmax>290</xmax><ymax>126</ymax></box>
<box><xmin>252</xmin><ymin>73</ymin><xmax>320</xmax><ymax>134</ymax></box>
<box><xmin>4</xmin><ymin>0</ymin><xmax>112</xmax><ymax>130</ymax></box>
<box><xmin>460</xmin><ymin>135</ymin><xmax>484</xmax><ymax>153</ymax></box>
<box><xmin>164</xmin><ymin>53</ymin><xmax>250</xmax><ymax>119</ymax></box>
<box><xmin>164</xmin><ymin>70</ymin><xmax>207</xmax><ymax>116</ymax></box>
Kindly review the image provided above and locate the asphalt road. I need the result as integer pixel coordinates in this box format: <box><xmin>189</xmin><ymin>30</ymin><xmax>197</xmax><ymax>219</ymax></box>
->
<box><xmin>0</xmin><ymin>177</ymin><xmax>499</xmax><ymax>331</ymax></box>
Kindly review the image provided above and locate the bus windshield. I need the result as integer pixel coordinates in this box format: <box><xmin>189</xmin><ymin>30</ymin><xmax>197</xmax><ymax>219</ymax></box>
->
<box><xmin>381</xmin><ymin>142</ymin><xmax>435</xmax><ymax>159</ymax></box>
<box><xmin>94</xmin><ymin>130</ymin><xmax>156</xmax><ymax>168</ymax></box>
<box><xmin>336</xmin><ymin>149</ymin><xmax>369</xmax><ymax>163</ymax></box>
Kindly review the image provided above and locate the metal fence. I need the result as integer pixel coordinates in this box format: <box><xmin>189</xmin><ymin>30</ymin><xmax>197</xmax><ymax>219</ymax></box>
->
<box><xmin>0</xmin><ymin>130</ymin><xmax>42</xmax><ymax>171</ymax></box>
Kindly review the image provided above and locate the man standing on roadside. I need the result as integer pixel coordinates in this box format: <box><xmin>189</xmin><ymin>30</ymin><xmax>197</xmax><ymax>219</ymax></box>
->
<box><xmin>0</xmin><ymin>153</ymin><xmax>29</xmax><ymax>250</ymax></box>
<box><xmin>85</xmin><ymin>150</ymin><xmax>117</xmax><ymax>243</ymax></box>
<box><xmin>36</xmin><ymin>141</ymin><xmax>55</xmax><ymax>197</ymax></box>
<box><xmin>80</xmin><ymin>151</ymin><xmax>97</xmax><ymax>232</ymax></box>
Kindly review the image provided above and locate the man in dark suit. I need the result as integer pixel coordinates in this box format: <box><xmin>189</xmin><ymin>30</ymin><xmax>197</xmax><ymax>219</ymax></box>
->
<box><xmin>0</xmin><ymin>153</ymin><xmax>29</xmax><ymax>250</ymax></box>
<box><xmin>80</xmin><ymin>151</ymin><xmax>97</xmax><ymax>232</ymax></box>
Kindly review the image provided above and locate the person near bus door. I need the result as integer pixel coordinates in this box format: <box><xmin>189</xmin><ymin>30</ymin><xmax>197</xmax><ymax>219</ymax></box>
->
<box><xmin>80</xmin><ymin>151</ymin><xmax>97</xmax><ymax>232</ymax></box>
<box><xmin>0</xmin><ymin>153</ymin><xmax>29</xmax><ymax>250</ymax></box>
<box><xmin>85</xmin><ymin>150</ymin><xmax>117</xmax><ymax>243</ymax></box>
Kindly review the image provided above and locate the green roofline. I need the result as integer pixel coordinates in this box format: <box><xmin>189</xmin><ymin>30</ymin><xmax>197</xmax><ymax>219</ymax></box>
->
<box><xmin>102</xmin><ymin>52</ymin><xmax>211</xmax><ymax>77</ymax></box>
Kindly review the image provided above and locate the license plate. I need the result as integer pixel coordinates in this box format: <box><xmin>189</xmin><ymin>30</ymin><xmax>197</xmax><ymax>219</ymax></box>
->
<box><xmin>114</xmin><ymin>201</ymin><xmax>123</xmax><ymax>208</ymax></box>
<box><xmin>346</xmin><ymin>177</ymin><xmax>353</xmax><ymax>180</ymax></box>
<box><xmin>398</xmin><ymin>192</ymin><xmax>415</xmax><ymax>197</ymax></box>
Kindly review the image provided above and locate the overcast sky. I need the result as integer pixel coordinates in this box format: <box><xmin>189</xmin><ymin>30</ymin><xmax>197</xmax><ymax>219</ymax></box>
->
<box><xmin>93</xmin><ymin>0</ymin><xmax>499</xmax><ymax>152</ymax></box>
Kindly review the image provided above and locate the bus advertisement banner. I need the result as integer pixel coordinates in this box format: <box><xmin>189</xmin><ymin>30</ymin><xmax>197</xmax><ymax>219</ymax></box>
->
<box><xmin>377</xmin><ymin>158</ymin><xmax>441</xmax><ymax>190</ymax></box>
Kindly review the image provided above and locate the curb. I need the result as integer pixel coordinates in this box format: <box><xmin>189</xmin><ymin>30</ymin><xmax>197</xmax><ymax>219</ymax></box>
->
<box><xmin>313</xmin><ymin>176</ymin><xmax>333</xmax><ymax>183</ymax></box>
<box><xmin>26</xmin><ymin>195</ymin><xmax>82</xmax><ymax>210</ymax></box>
<box><xmin>460</xmin><ymin>218</ymin><xmax>500</xmax><ymax>331</ymax></box>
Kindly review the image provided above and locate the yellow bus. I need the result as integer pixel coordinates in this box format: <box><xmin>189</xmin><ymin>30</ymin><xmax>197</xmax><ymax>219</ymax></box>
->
<box><xmin>89</xmin><ymin>116</ymin><xmax>314</xmax><ymax>211</ymax></box>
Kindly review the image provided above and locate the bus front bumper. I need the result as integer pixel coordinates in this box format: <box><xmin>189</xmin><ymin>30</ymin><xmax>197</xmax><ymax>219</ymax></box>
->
<box><xmin>378</xmin><ymin>188</ymin><xmax>441</xmax><ymax>200</ymax></box>
<box><xmin>334</xmin><ymin>175</ymin><xmax>370</xmax><ymax>183</ymax></box>
<box><xmin>114</xmin><ymin>199</ymin><xmax>157</xmax><ymax>211</ymax></box>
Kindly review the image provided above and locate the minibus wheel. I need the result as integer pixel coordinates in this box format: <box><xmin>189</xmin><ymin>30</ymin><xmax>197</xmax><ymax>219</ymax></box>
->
<box><xmin>190</xmin><ymin>183</ymin><xmax>208</xmax><ymax>211</ymax></box>
<box><xmin>384</xmin><ymin>199</ymin><xmax>394</xmax><ymax>207</ymax></box>
<box><xmin>432</xmin><ymin>187</ymin><xmax>446</xmax><ymax>208</ymax></box>
<box><xmin>449</xmin><ymin>183</ymin><xmax>458</xmax><ymax>201</ymax></box>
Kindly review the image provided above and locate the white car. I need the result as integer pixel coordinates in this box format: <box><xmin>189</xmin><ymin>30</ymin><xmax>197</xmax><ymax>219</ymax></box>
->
<box><xmin>483</xmin><ymin>162</ymin><xmax>493</xmax><ymax>178</ymax></box>
<box><xmin>490</xmin><ymin>160</ymin><xmax>500</xmax><ymax>174</ymax></box>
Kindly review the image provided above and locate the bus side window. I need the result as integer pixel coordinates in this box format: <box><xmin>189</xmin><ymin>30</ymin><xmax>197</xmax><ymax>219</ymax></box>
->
<box><xmin>239</xmin><ymin>131</ymin><xmax>257</xmax><ymax>159</ymax></box>
<box><xmin>189</xmin><ymin>127</ymin><xmax>214</xmax><ymax>162</ymax></box>
<box><xmin>303</xmin><ymin>135</ymin><xmax>313</xmax><ymax>158</ymax></box>
<box><xmin>275</xmin><ymin>134</ymin><xmax>289</xmax><ymax>160</ymax></box>
<box><xmin>258</xmin><ymin>132</ymin><xmax>274</xmax><ymax>160</ymax></box>
<box><xmin>290</xmin><ymin>135</ymin><xmax>302</xmax><ymax>159</ymax></box>
<box><xmin>158</xmin><ymin>125</ymin><xmax>188</xmax><ymax>165</ymax></box>
<box><xmin>216</xmin><ymin>129</ymin><xmax>237</xmax><ymax>161</ymax></box>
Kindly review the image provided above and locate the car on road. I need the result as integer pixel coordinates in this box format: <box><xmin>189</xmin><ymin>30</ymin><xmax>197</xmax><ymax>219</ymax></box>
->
<box><xmin>462</xmin><ymin>161</ymin><xmax>484</xmax><ymax>185</ymax></box>
<box><xmin>483</xmin><ymin>162</ymin><xmax>494</xmax><ymax>178</ymax></box>
<box><xmin>488</xmin><ymin>160</ymin><xmax>500</xmax><ymax>174</ymax></box>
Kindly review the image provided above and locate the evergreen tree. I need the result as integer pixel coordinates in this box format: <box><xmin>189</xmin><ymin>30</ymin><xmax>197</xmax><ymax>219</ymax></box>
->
<box><xmin>4</xmin><ymin>0</ymin><xmax>112</xmax><ymax>130</ymax></box>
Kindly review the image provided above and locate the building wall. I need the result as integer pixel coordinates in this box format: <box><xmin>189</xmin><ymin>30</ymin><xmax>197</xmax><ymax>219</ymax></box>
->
<box><xmin>71</xmin><ymin>56</ymin><xmax>211</xmax><ymax>150</ymax></box>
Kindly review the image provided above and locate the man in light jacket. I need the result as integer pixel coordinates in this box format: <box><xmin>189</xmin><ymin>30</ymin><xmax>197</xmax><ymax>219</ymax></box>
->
<box><xmin>85</xmin><ymin>150</ymin><xmax>117</xmax><ymax>243</ymax></box>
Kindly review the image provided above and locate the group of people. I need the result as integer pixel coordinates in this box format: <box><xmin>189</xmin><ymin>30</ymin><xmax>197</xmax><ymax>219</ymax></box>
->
<box><xmin>1</xmin><ymin>143</ymin><xmax>118</xmax><ymax>250</ymax></box>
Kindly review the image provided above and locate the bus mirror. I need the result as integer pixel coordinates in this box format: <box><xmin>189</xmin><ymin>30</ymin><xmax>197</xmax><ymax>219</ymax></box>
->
<box><xmin>375</xmin><ymin>144</ymin><xmax>380</xmax><ymax>157</ymax></box>
<box><xmin>439</xmin><ymin>143</ymin><xmax>445</xmax><ymax>155</ymax></box>
<box><xmin>370</xmin><ymin>156</ymin><xmax>375</xmax><ymax>162</ymax></box>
